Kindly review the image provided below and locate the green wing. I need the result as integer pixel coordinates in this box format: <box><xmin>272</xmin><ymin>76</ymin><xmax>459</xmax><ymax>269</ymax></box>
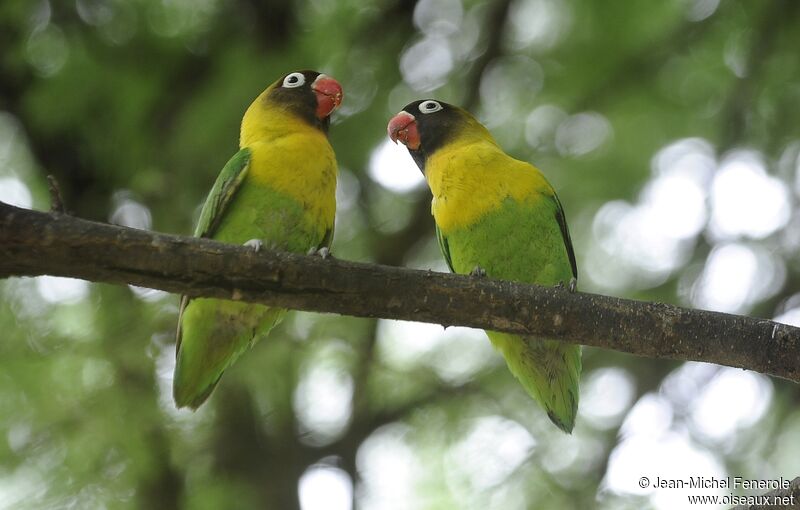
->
<box><xmin>177</xmin><ymin>148</ymin><xmax>251</xmax><ymax>352</ymax></box>
<box><xmin>435</xmin><ymin>193</ymin><xmax>576</xmax><ymax>280</ymax></box>
<box><xmin>194</xmin><ymin>147</ymin><xmax>251</xmax><ymax>239</ymax></box>
<box><xmin>319</xmin><ymin>224</ymin><xmax>334</xmax><ymax>251</ymax></box>
<box><xmin>436</xmin><ymin>224</ymin><xmax>455</xmax><ymax>273</ymax></box>
<box><xmin>552</xmin><ymin>193</ymin><xmax>577</xmax><ymax>280</ymax></box>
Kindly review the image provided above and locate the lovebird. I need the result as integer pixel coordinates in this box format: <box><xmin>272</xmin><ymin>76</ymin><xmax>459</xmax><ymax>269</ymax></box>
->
<box><xmin>174</xmin><ymin>70</ymin><xmax>343</xmax><ymax>409</ymax></box>
<box><xmin>388</xmin><ymin>100</ymin><xmax>581</xmax><ymax>432</ymax></box>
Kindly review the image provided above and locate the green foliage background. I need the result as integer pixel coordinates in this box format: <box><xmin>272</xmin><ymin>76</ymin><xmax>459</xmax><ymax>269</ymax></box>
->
<box><xmin>2</xmin><ymin>0</ymin><xmax>800</xmax><ymax>508</ymax></box>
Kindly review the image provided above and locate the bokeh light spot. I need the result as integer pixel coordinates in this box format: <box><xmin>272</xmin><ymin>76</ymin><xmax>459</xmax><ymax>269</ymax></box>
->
<box><xmin>445</xmin><ymin>416</ymin><xmax>536</xmax><ymax>491</ymax></box>
<box><xmin>692</xmin><ymin>243</ymin><xmax>784</xmax><ymax>313</ymax></box>
<box><xmin>555</xmin><ymin>112</ymin><xmax>612</xmax><ymax>157</ymax></box>
<box><xmin>299</xmin><ymin>464</ymin><xmax>353</xmax><ymax>510</ymax></box>
<box><xmin>507</xmin><ymin>0</ymin><xmax>572</xmax><ymax>51</ymax></box>
<box><xmin>294</xmin><ymin>363</ymin><xmax>354</xmax><ymax>445</ymax></box>
<box><xmin>0</xmin><ymin>178</ymin><xmax>33</xmax><ymax>209</ymax></box>
<box><xmin>110</xmin><ymin>191</ymin><xmax>152</xmax><ymax>230</ymax></box>
<box><xmin>413</xmin><ymin>0</ymin><xmax>463</xmax><ymax>36</ymax></box>
<box><xmin>580</xmin><ymin>368</ymin><xmax>636</xmax><ymax>429</ymax></box>
<box><xmin>400</xmin><ymin>36</ymin><xmax>453</xmax><ymax>92</ymax></box>
<box><xmin>690</xmin><ymin>369</ymin><xmax>772</xmax><ymax>443</ymax></box>
<box><xmin>35</xmin><ymin>276</ymin><xmax>89</xmax><ymax>304</ymax></box>
<box><xmin>357</xmin><ymin>425</ymin><xmax>421</xmax><ymax>509</ymax></box>
<box><xmin>368</xmin><ymin>140</ymin><xmax>425</xmax><ymax>193</ymax></box>
<box><xmin>709</xmin><ymin>151</ymin><xmax>790</xmax><ymax>240</ymax></box>
<box><xmin>26</xmin><ymin>24</ymin><xmax>69</xmax><ymax>77</ymax></box>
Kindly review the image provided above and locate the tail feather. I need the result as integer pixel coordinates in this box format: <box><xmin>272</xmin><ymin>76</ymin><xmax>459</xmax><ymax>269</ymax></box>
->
<box><xmin>173</xmin><ymin>371</ymin><xmax>222</xmax><ymax>410</ymax></box>
<box><xmin>173</xmin><ymin>298</ymin><xmax>285</xmax><ymax>409</ymax></box>
<box><xmin>486</xmin><ymin>331</ymin><xmax>581</xmax><ymax>433</ymax></box>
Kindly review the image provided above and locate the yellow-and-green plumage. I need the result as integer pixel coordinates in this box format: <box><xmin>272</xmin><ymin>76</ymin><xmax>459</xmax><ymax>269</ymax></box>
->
<box><xmin>174</xmin><ymin>70</ymin><xmax>342</xmax><ymax>409</ymax></box>
<box><xmin>388</xmin><ymin>100</ymin><xmax>581</xmax><ymax>432</ymax></box>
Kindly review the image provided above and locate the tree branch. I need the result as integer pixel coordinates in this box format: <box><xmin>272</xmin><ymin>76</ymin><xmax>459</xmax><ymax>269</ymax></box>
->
<box><xmin>1</xmin><ymin>201</ymin><xmax>799</xmax><ymax>383</ymax></box>
<box><xmin>46</xmin><ymin>175</ymin><xmax>67</xmax><ymax>214</ymax></box>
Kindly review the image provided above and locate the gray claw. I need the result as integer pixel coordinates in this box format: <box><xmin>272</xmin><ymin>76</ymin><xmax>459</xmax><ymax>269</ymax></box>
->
<box><xmin>308</xmin><ymin>246</ymin><xmax>331</xmax><ymax>260</ymax></box>
<box><xmin>556</xmin><ymin>278</ymin><xmax>578</xmax><ymax>293</ymax></box>
<box><xmin>244</xmin><ymin>239</ymin><xmax>264</xmax><ymax>252</ymax></box>
<box><xmin>470</xmin><ymin>266</ymin><xmax>487</xmax><ymax>278</ymax></box>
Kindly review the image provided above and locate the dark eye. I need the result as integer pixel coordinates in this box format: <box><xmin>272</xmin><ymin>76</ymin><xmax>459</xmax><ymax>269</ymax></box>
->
<box><xmin>418</xmin><ymin>100</ymin><xmax>443</xmax><ymax>114</ymax></box>
<box><xmin>282</xmin><ymin>72</ymin><xmax>306</xmax><ymax>88</ymax></box>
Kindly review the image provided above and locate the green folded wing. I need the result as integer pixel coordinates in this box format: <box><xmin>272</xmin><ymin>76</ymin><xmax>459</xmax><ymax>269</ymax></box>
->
<box><xmin>434</xmin><ymin>191</ymin><xmax>575</xmax><ymax>281</ymax></box>
<box><xmin>319</xmin><ymin>224</ymin><xmax>334</xmax><ymax>251</ymax></box>
<box><xmin>552</xmin><ymin>193</ymin><xmax>577</xmax><ymax>280</ymax></box>
<box><xmin>177</xmin><ymin>148</ymin><xmax>251</xmax><ymax>353</ymax></box>
<box><xmin>435</xmin><ymin>224</ymin><xmax>455</xmax><ymax>273</ymax></box>
<box><xmin>194</xmin><ymin>147</ymin><xmax>251</xmax><ymax>239</ymax></box>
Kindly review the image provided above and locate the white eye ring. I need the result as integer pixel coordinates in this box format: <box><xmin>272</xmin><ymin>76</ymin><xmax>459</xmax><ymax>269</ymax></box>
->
<box><xmin>282</xmin><ymin>72</ymin><xmax>306</xmax><ymax>88</ymax></box>
<box><xmin>418</xmin><ymin>100</ymin><xmax>443</xmax><ymax>114</ymax></box>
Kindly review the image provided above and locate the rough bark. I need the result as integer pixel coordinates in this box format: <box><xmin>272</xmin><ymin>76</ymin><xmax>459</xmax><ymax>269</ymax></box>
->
<box><xmin>1</xmin><ymin>201</ymin><xmax>799</xmax><ymax>383</ymax></box>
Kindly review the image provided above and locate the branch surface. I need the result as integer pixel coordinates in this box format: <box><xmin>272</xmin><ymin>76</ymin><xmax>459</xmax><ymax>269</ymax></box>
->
<box><xmin>1</xmin><ymin>201</ymin><xmax>799</xmax><ymax>383</ymax></box>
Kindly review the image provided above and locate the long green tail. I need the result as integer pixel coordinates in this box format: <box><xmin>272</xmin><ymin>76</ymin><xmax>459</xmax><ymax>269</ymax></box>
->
<box><xmin>174</xmin><ymin>298</ymin><xmax>285</xmax><ymax>409</ymax></box>
<box><xmin>486</xmin><ymin>331</ymin><xmax>581</xmax><ymax>433</ymax></box>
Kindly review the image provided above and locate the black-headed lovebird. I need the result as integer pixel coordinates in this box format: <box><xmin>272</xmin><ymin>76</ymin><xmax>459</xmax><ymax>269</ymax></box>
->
<box><xmin>174</xmin><ymin>70</ymin><xmax>343</xmax><ymax>409</ymax></box>
<box><xmin>388</xmin><ymin>100</ymin><xmax>581</xmax><ymax>432</ymax></box>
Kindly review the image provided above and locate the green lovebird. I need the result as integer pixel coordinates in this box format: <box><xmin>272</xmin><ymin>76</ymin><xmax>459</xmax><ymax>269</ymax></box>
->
<box><xmin>388</xmin><ymin>100</ymin><xmax>581</xmax><ymax>432</ymax></box>
<box><xmin>174</xmin><ymin>70</ymin><xmax>343</xmax><ymax>409</ymax></box>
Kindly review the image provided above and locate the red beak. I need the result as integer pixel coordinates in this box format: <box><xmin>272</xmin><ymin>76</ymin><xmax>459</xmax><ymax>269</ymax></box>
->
<box><xmin>387</xmin><ymin>111</ymin><xmax>420</xmax><ymax>150</ymax></box>
<box><xmin>311</xmin><ymin>74</ymin><xmax>343</xmax><ymax>119</ymax></box>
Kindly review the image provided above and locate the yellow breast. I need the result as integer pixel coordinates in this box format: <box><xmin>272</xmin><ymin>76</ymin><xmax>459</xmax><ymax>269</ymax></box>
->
<box><xmin>425</xmin><ymin>141</ymin><xmax>552</xmax><ymax>232</ymax></box>
<box><xmin>237</xmin><ymin>90</ymin><xmax>338</xmax><ymax>230</ymax></box>
<box><xmin>246</xmin><ymin>129</ymin><xmax>337</xmax><ymax>230</ymax></box>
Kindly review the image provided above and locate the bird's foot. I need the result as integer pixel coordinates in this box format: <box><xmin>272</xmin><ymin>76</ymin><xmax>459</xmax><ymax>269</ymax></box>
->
<box><xmin>244</xmin><ymin>239</ymin><xmax>264</xmax><ymax>252</ymax></box>
<box><xmin>245</xmin><ymin>239</ymin><xmax>281</xmax><ymax>253</ymax></box>
<box><xmin>470</xmin><ymin>265</ymin><xmax>487</xmax><ymax>278</ymax></box>
<box><xmin>307</xmin><ymin>246</ymin><xmax>331</xmax><ymax>260</ymax></box>
<box><xmin>556</xmin><ymin>277</ymin><xmax>578</xmax><ymax>293</ymax></box>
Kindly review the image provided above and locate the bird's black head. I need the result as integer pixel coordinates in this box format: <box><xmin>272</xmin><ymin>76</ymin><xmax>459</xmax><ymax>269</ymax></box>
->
<box><xmin>265</xmin><ymin>70</ymin><xmax>343</xmax><ymax>132</ymax></box>
<box><xmin>387</xmin><ymin>99</ymin><xmax>470</xmax><ymax>172</ymax></box>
